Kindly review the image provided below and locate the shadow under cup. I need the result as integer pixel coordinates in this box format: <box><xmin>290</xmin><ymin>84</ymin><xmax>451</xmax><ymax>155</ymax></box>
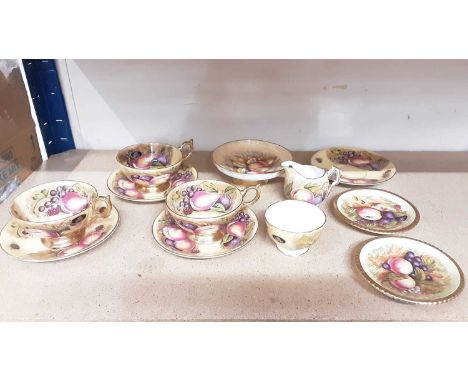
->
<box><xmin>265</xmin><ymin>200</ymin><xmax>326</xmax><ymax>256</ymax></box>
<box><xmin>9</xmin><ymin>181</ymin><xmax>112</xmax><ymax>249</ymax></box>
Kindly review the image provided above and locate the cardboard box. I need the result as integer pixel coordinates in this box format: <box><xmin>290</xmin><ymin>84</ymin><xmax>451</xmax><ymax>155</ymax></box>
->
<box><xmin>0</xmin><ymin>60</ymin><xmax>42</xmax><ymax>203</ymax></box>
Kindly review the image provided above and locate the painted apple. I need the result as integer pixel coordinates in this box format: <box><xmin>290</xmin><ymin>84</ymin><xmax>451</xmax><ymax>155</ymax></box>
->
<box><xmin>189</xmin><ymin>191</ymin><xmax>220</xmax><ymax>211</ymax></box>
<box><xmin>356</xmin><ymin>207</ymin><xmax>382</xmax><ymax>221</ymax></box>
<box><xmin>163</xmin><ymin>225</ymin><xmax>188</xmax><ymax>241</ymax></box>
<box><xmin>247</xmin><ymin>161</ymin><xmax>269</xmax><ymax>172</ymax></box>
<box><xmin>81</xmin><ymin>231</ymin><xmax>104</xmax><ymax>246</ymax></box>
<box><xmin>349</xmin><ymin>157</ymin><xmax>371</xmax><ymax>166</ymax></box>
<box><xmin>132</xmin><ymin>154</ymin><xmax>153</xmax><ymax>169</ymax></box>
<box><xmin>61</xmin><ymin>192</ymin><xmax>89</xmax><ymax>213</ymax></box>
<box><xmin>387</xmin><ymin>257</ymin><xmax>413</xmax><ymax>275</ymax></box>
<box><xmin>150</xmin><ymin>174</ymin><xmax>170</xmax><ymax>186</ymax></box>
<box><xmin>291</xmin><ymin>189</ymin><xmax>323</xmax><ymax>205</ymax></box>
<box><xmin>390</xmin><ymin>277</ymin><xmax>416</xmax><ymax>290</ymax></box>
<box><xmin>174</xmin><ymin>239</ymin><xmax>196</xmax><ymax>252</ymax></box>
<box><xmin>226</xmin><ymin>221</ymin><xmax>247</xmax><ymax>238</ymax></box>
<box><xmin>118</xmin><ymin>179</ymin><xmax>135</xmax><ymax>190</ymax></box>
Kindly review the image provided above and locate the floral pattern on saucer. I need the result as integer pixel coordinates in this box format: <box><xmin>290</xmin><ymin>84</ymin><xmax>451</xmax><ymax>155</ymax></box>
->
<box><xmin>0</xmin><ymin>207</ymin><xmax>119</xmax><ymax>262</ymax></box>
<box><xmin>357</xmin><ymin>237</ymin><xmax>464</xmax><ymax>304</ymax></box>
<box><xmin>153</xmin><ymin>208</ymin><xmax>258</xmax><ymax>259</ymax></box>
<box><xmin>107</xmin><ymin>165</ymin><xmax>197</xmax><ymax>202</ymax></box>
<box><xmin>335</xmin><ymin>189</ymin><xmax>419</xmax><ymax>234</ymax></box>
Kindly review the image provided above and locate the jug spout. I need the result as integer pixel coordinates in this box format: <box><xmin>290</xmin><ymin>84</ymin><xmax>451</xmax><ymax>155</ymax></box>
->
<box><xmin>281</xmin><ymin>161</ymin><xmax>325</xmax><ymax>180</ymax></box>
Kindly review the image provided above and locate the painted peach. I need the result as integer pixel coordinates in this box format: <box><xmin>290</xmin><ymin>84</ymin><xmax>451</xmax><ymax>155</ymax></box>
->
<box><xmin>118</xmin><ymin>179</ymin><xmax>135</xmax><ymax>190</ymax></box>
<box><xmin>390</xmin><ymin>277</ymin><xmax>416</xmax><ymax>290</ymax></box>
<box><xmin>174</xmin><ymin>239</ymin><xmax>196</xmax><ymax>251</ymax></box>
<box><xmin>163</xmin><ymin>225</ymin><xmax>188</xmax><ymax>241</ymax></box>
<box><xmin>356</xmin><ymin>207</ymin><xmax>382</xmax><ymax>221</ymax></box>
<box><xmin>387</xmin><ymin>257</ymin><xmax>413</xmax><ymax>275</ymax></box>
<box><xmin>61</xmin><ymin>192</ymin><xmax>89</xmax><ymax>213</ymax></box>
<box><xmin>226</xmin><ymin>221</ymin><xmax>247</xmax><ymax>238</ymax></box>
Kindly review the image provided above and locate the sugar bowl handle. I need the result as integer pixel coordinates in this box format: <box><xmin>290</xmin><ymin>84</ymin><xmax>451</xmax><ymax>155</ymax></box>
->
<box><xmin>240</xmin><ymin>185</ymin><xmax>261</xmax><ymax>206</ymax></box>
<box><xmin>93</xmin><ymin>195</ymin><xmax>112</xmax><ymax>218</ymax></box>
<box><xmin>179</xmin><ymin>139</ymin><xmax>194</xmax><ymax>161</ymax></box>
<box><xmin>325</xmin><ymin>166</ymin><xmax>341</xmax><ymax>197</ymax></box>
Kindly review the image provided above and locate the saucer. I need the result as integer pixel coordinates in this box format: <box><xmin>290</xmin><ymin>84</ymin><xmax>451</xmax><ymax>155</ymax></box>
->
<box><xmin>107</xmin><ymin>165</ymin><xmax>198</xmax><ymax>202</ymax></box>
<box><xmin>311</xmin><ymin>147</ymin><xmax>396</xmax><ymax>186</ymax></box>
<box><xmin>152</xmin><ymin>207</ymin><xmax>258</xmax><ymax>259</ymax></box>
<box><xmin>0</xmin><ymin>206</ymin><xmax>120</xmax><ymax>262</ymax></box>
<box><xmin>356</xmin><ymin>237</ymin><xmax>464</xmax><ymax>304</ymax></box>
<box><xmin>212</xmin><ymin>139</ymin><xmax>292</xmax><ymax>184</ymax></box>
<box><xmin>334</xmin><ymin>189</ymin><xmax>419</xmax><ymax>235</ymax></box>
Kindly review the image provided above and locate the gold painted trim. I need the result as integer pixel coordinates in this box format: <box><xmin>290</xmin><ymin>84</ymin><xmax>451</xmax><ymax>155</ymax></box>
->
<box><xmin>354</xmin><ymin>236</ymin><xmax>465</xmax><ymax>305</ymax></box>
<box><xmin>333</xmin><ymin>188</ymin><xmax>420</xmax><ymax>235</ymax></box>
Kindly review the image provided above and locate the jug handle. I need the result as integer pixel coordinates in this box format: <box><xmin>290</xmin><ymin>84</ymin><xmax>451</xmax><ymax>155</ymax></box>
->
<box><xmin>325</xmin><ymin>166</ymin><xmax>341</xmax><ymax>197</ymax></box>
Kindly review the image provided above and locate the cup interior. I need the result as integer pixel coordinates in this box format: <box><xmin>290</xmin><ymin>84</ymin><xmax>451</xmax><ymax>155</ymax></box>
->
<box><xmin>166</xmin><ymin>180</ymin><xmax>243</xmax><ymax>219</ymax></box>
<box><xmin>10</xmin><ymin>181</ymin><xmax>97</xmax><ymax>223</ymax></box>
<box><xmin>116</xmin><ymin>143</ymin><xmax>182</xmax><ymax>170</ymax></box>
<box><xmin>265</xmin><ymin>200</ymin><xmax>326</xmax><ymax>232</ymax></box>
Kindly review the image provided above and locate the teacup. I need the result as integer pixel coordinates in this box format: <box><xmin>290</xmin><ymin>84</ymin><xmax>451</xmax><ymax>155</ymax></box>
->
<box><xmin>9</xmin><ymin>180</ymin><xmax>112</xmax><ymax>249</ymax></box>
<box><xmin>164</xmin><ymin>179</ymin><xmax>261</xmax><ymax>246</ymax></box>
<box><xmin>265</xmin><ymin>200</ymin><xmax>326</xmax><ymax>256</ymax></box>
<box><xmin>116</xmin><ymin>139</ymin><xmax>194</xmax><ymax>190</ymax></box>
<box><xmin>282</xmin><ymin>161</ymin><xmax>340</xmax><ymax>205</ymax></box>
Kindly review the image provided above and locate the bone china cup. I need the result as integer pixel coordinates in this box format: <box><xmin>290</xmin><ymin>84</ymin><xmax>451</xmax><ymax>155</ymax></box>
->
<box><xmin>9</xmin><ymin>181</ymin><xmax>112</xmax><ymax>249</ymax></box>
<box><xmin>116</xmin><ymin>139</ymin><xmax>194</xmax><ymax>189</ymax></box>
<box><xmin>164</xmin><ymin>180</ymin><xmax>261</xmax><ymax>245</ymax></box>
<box><xmin>265</xmin><ymin>200</ymin><xmax>326</xmax><ymax>256</ymax></box>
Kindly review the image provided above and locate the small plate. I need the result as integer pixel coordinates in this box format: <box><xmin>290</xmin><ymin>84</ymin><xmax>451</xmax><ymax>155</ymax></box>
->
<box><xmin>107</xmin><ymin>165</ymin><xmax>198</xmax><ymax>202</ymax></box>
<box><xmin>356</xmin><ymin>237</ymin><xmax>464</xmax><ymax>304</ymax></box>
<box><xmin>311</xmin><ymin>147</ymin><xmax>396</xmax><ymax>186</ymax></box>
<box><xmin>334</xmin><ymin>189</ymin><xmax>419</xmax><ymax>235</ymax></box>
<box><xmin>212</xmin><ymin>139</ymin><xmax>292</xmax><ymax>184</ymax></box>
<box><xmin>152</xmin><ymin>207</ymin><xmax>258</xmax><ymax>259</ymax></box>
<box><xmin>0</xmin><ymin>206</ymin><xmax>120</xmax><ymax>262</ymax></box>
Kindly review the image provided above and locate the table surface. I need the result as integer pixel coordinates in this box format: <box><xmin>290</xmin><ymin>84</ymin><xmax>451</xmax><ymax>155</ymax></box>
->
<box><xmin>1</xmin><ymin>150</ymin><xmax>468</xmax><ymax>321</ymax></box>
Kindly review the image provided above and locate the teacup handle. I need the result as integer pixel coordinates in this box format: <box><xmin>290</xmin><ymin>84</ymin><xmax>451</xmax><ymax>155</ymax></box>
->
<box><xmin>178</xmin><ymin>139</ymin><xmax>194</xmax><ymax>161</ymax></box>
<box><xmin>93</xmin><ymin>195</ymin><xmax>112</xmax><ymax>219</ymax></box>
<box><xmin>325</xmin><ymin>166</ymin><xmax>341</xmax><ymax>196</ymax></box>
<box><xmin>240</xmin><ymin>185</ymin><xmax>261</xmax><ymax>206</ymax></box>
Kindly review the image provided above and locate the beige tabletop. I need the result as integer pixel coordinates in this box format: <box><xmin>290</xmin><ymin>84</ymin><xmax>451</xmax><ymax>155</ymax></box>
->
<box><xmin>1</xmin><ymin>150</ymin><xmax>468</xmax><ymax>321</ymax></box>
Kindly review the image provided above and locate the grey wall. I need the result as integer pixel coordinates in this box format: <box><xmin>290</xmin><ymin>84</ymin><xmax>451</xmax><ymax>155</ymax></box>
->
<box><xmin>57</xmin><ymin>59</ymin><xmax>468</xmax><ymax>151</ymax></box>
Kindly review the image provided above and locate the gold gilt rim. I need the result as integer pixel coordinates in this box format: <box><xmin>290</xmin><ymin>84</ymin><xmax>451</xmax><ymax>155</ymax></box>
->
<box><xmin>333</xmin><ymin>188</ymin><xmax>420</xmax><ymax>235</ymax></box>
<box><xmin>354</xmin><ymin>236</ymin><xmax>465</xmax><ymax>305</ymax></box>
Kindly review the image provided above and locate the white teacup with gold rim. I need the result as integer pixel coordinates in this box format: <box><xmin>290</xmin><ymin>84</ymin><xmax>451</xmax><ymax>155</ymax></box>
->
<box><xmin>265</xmin><ymin>200</ymin><xmax>326</xmax><ymax>256</ymax></box>
<box><xmin>116</xmin><ymin>139</ymin><xmax>194</xmax><ymax>190</ymax></box>
<box><xmin>9</xmin><ymin>181</ymin><xmax>112</xmax><ymax>249</ymax></box>
<box><xmin>164</xmin><ymin>179</ymin><xmax>261</xmax><ymax>248</ymax></box>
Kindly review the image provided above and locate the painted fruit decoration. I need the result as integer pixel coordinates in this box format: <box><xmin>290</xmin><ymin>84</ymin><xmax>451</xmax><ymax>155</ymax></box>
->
<box><xmin>174</xmin><ymin>182</ymin><xmax>238</xmax><ymax>216</ymax></box>
<box><xmin>290</xmin><ymin>188</ymin><xmax>324</xmax><ymax>205</ymax></box>
<box><xmin>367</xmin><ymin>245</ymin><xmax>449</xmax><ymax>297</ymax></box>
<box><xmin>56</xmin><ymin>224</ymin><xmax>106</xmax><ymax>257</ymax></box>
<box><xmin>328</xmin><ymin>148</ymin><xmax>389</xmax><ymax>171</ymax></box>
<box><xmin>227</xmin><ymin>152</ymin><xmax>279</xmax><ymax>174</ymax></box>
<box><xmin>126</xmin><ymin>146</ymin><xmax>172</xmax><ymax>169</ymax></box>
<box><xmin>33</xmin><ymin>184</ymin><xmax>90</xmax><ymax>217</ymax></box>
<box><xmin>341</xmin><ymin>195</ymin><xmax>408</xmax><ymax>229</ymax></box>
